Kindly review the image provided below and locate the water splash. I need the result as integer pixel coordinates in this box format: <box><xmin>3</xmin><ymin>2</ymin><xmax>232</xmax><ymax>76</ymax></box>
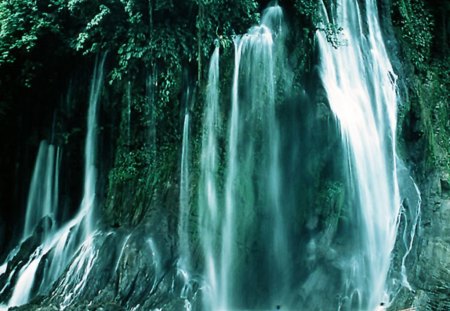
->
<box><xmin>8</xmin><ymin>247</ymin><xmax>42</xmax><ymax>307</ymax></box>
<box><xmin>317</xmin><ymin>0</ymin><xmax>402</xmax><ymax>309</ymax></box>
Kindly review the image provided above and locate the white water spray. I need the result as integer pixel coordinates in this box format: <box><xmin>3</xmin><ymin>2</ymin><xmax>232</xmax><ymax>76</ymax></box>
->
<box><xmin>317</xmin><ymin>0</ymin><xmax>402</xmax><ymax>309</ymax></box>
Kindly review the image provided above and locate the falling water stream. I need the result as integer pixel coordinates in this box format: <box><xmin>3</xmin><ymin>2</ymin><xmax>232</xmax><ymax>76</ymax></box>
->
<box><xmin>0</xmin><ymin>56</ymin><xmax>106</xmax><ymax>309</ymax></box>
<box><xmin>0</xmin><ymin>2</ymin><xmax>423</xmax><ymax>310</ymax></box>
<box><xmin>197</xmin><ymin>6</ymin><xmax>291</xmax><ymax>309</ymax></box>
<box><xmin>198</xmin><ymin>45</ymin><xmax>220</xmax><ymax>307</ymax></box>
<box><xmin>178</xmin><ymin>112</ymin><xmax>191</xmax><ymax>280</ymax></box>
<box><xmin>23</xmin><ymin>141</ymin><xmax>61</xmax><ymax>240</ymax></box>
<box><xmin>193</xmin><ymin>1</ymin><xmax>420</xmax><ymax>310</ymax></box>
<box><xmin>317</xmin><ymin>0</ymin><xmax>403</xmax><ymax>309</ymax></box>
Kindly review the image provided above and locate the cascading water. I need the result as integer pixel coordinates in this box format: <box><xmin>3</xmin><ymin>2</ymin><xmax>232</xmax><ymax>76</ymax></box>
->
<box><xmin>41</xmin><ymin>54</ymin><xmax>106</xmax><ymax>308</ymax></box>
<box><xmin>198</xmin><ymin>6</ymin><xmax>290</xmax><ymax>309</ymax></box>
<box><xmin>0</xmin><ymin>56</ymin><xmax>106</xmax><ymax>309</ymax></box>
<box><xmin>0</xmin><ymin>141</ymin><xmax>61</xmax><ymax>309</ymax></box>
<box><xmin>178</xmin><ymin>111</ymin><xmax>191</xmax><ymax>282</ymax></box>
<box><xmin>198</xmin><ymin>45</ymin><xmax>220</xmax><ymax>307</ymax></box>
<box><xmin>316</xmin><ymin>0</ymin><xmax>402</xmax><ymax>309</ymax></box>
<box><xmin>0</xmin><ymin>3</ymin><xmax>425</xmax><ymax>310</ymax></box>
<box><xmin>81</xmin><ymin>54</ymin><xmax>105</xmax><ymax>236</ymax></box>
<box><xmin>23</xmin><ymin>141</ymin><xmax>61</xmax><ymax>240</ymax></box>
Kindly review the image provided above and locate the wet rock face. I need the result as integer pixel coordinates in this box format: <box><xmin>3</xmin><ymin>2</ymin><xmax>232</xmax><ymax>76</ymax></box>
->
<box><xmin>412</xmin><ymin>174</ymin><xmax>450</xmax><ymax>310</ymax></box>
<box><xmin>391</xmin><ymin>172</ymin><xmax>450</xmax><ymax>310</ymax></box>
<box><xmin>0</xmin><ymin>236</ymin><xmax>39</xmax><ymax>303</ymax></box>
<box><xmin>0</xmin><ymin>216</ymin><xmax>54</xmax><ymax>302</ymax></box>
<box><xmin>8</xmin><ymin>225</ymin><xmax>199</xmax><ymax>311</ymax></box>
<box><xmin>389</xmin><ymin>172</ymin><xmax>450</xmax><ymax>311</ymax></box>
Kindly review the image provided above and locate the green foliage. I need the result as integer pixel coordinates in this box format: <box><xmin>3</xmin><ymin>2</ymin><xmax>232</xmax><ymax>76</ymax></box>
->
<box><xmin>73</xmin><ymin>4</ymin><xmax>111</xmax><ymax>53</ymax></box>
<box><xmin>392</xmin><ymin>0</ymin><xmax>449</xmax><ymax>173</ymax></box>
<box><xmin>393</xmin><ymin>0</ymin><xmax>434</xmax><ymax>69</ymax></box>
<box><xmin>0</xmin><ymin>0</ymin><xmax>49</xmax><ymax>64</ymax></box>
<box><xmin>196</xmin><ymin>0</ymin><xmax>259</xmax><ymax>48</ymax></box>
<box><xmin>413</xmin><ymin>63</ymin><xmax>450</xmax><ymax>171</ymax></box>
<box><xmin>194</xmin><ymin>0</ymin><xmax>259</xmax><ymax>83</ymax></box>
<box><xmin>318</xmin><ymin>23</ymin><xmax>347</xmax><ymax>49</ymax></box>
<box><xmin>0</xmin><ymin>0</ymin><xmax>280</xmax><ymax>226</ymax></box>
<box><xmin>0</xmin><ymin>0</ymin><xmax>65</xmax><ymax>87</ymax></box>
<box><xmin>0</xmin><ymin>0</ymin><xmax>260</xmax><ymax>95</ymax></box>
<box><xmin>294</xmin><ymin>0</ymin><xmax>319</xmax><ymax>22</ymax></box>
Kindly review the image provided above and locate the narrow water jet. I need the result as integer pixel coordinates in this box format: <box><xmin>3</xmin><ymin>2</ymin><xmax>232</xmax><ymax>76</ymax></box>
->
<box><xmin>178</xmin><ymin>112</ymin><xmax>191</xmax><ymax>276</ymax></box>
<box><xmin>198</xmin><ymin>45</ymin><xmax>220</xmax><ymax>306</ymax></box>
<box><xmin>81</xmin><ymin>55</ymin><xmax>106</xmax><ymax>237</ymax></box>
<box><xmin>394</xmin><ymin>161</ymin><xmax>421</xmax><ymax>292</ymax></box>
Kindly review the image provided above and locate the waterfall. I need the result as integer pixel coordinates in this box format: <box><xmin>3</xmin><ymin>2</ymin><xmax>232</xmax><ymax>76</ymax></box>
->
<box><xmin>23</xmin><ymin>141</ymin><xmax>61</xmax><ymax>240</ymax></box>
<box><xmin>178</xmin><ymin>112</ymin><xmax>191</xmax><ymax>281</ymax></box>
<box><xmin>317</xmin><ymin>0</ymin><xmax>402</xmax><ymax>309</ymax></box>
<box><xmin>0</xmin><ymin>3</ymin><xmax>425</xmax><ymax>310</ymax></box>
<box><xmin>198</xmin><ymin>6</ymin><xmax>289</xmax><ymax>309</ymax></box>
<box><xmin>0</xmin><ymin>55</ymin><xmax>106</xmax><ymax>309</ymax></box>
<box><xmin>81</xmin><ymin>54</ymin><xmax>105</xmax><ymax>236</ymax></box>
<box><xmin>198</xmin><ymin>45</ymin><xmax>220</xmax><ymax>306</ymax></box>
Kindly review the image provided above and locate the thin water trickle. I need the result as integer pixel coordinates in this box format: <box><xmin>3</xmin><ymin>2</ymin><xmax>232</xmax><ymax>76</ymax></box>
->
<box><xmin>178</xmin><ymin>112</ymin><xmax>191</xmax><ymax>275</ymax></box>
<box><xmin>81</xmin><ymin>55</ymin><xmax>105</xmax><ymax>236</ymax></box>
<box><xmin>198</xmin><ymin>45</ymin><xmax>220</xmax><ymax>306</ymax></box>
<box><xmin>395</xmin><ymin>160</ymin><xmax>421</xmax><ymax>291</ymax></box>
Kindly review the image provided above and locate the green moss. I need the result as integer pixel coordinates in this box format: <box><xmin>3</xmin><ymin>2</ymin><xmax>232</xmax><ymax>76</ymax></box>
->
<box><xmin>393</xmin><ymin>0</ymin><xmax>450</xmax><ymax>176</ymax></box>
<box><xmin>392</xmin><ymin>0</ymin><xmax>434</xmax><ymax>70</ymax></box>
<box><xmin>400</xmin><ymin>61</ymin><xmax>450</xmax><ymax>171</ymax></box>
